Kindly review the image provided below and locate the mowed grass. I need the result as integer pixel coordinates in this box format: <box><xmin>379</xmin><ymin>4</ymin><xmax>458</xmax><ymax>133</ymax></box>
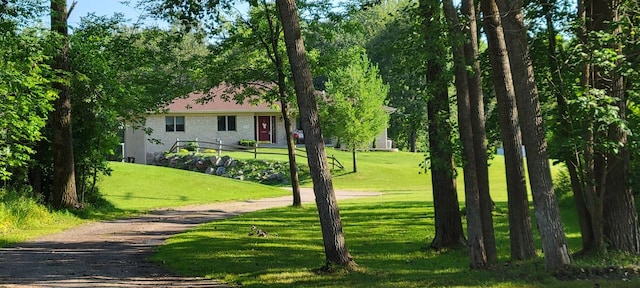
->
<box><xmin>150</xmin><ymin>150</ymin><xmax>636</xmax><ymax>287</ymax></box>
<box><xmin>98</xmin><ymin>162</ymin><xmax>290</xmax><ymax>211</ymax></box>
<box><xmin>153</xmin><ymin>199</ymin><xmax>639</xmax><ymax>287</ymax></box>
<box><xmin>1</xmin><ymin>161</ymin><xmax>290</xmax><ymax>246</ymax></box>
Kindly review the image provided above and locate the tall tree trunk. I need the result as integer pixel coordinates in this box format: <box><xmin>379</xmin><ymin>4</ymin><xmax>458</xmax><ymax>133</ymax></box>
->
<box><xmin>495</xmin><ymin>0</ymin><xmax>571</xmax><ymax>269</ymax></box>
<box><xmin>604</xmin><ymin>88</ymin><xmax>640</xmax><ymax>253</ymax></box>
<box><xmin>599</xmin><ymin>0</ymin><xmax>640</xmax><ymax>254</ymax></box>
<box><xmin>50</xmin><ymin>0</ymin><xmax>78</xmax><ymax>209</ymax></box>
<box><xmin>438</xmin><ymin>0</ymin><xmax>487</xmax><ymax>267</ymax></box>
<box><xmin>424</xmin><ymin>16</ymin><xmax>465</xmax><ymax>248</ymax></box>
<box><xmin>276</xmin><ymin>0</ymin><xmax>355</xmax><ymax>268</ymax></box>
<box><xmin>420</xmin><ymin>0</ymin><xmax>466</xmax><ymax>249</ymax></box>
<box><xmin>580</xmin><ymin>0</ymin><xmax>640</xmax><ymax>254</ymax></box>
<box><xmin>265</xmin><ymin>0</ymin><xmax>301</xmax><ymax>207</ymax></box>
<box><xmin>281</xmin><ymin>101</ymin><xmax>302</xmax><ymax>207</ymax></box>
<box><xmin>482</xmin><ymin>0</ymin><xmax>571</xmax><ymax>270</ymax></box>
<box><xmin>547</xmin><ymin>0</ymin><xmax>595</xmax><ymax>252</ymax></box>
<box><xmin>352</xmin><ymin>149</ymin><xmax>357</xmax><ymax>173</ymax></box>
<box><xmin>461</xmin><ymin>0</ymin><xmax>498</xmax><ymax>263</ymax></box>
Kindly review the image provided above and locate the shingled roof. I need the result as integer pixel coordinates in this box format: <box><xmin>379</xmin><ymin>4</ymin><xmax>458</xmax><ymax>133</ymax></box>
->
<box><xmin>165</xmin><ymin>84</ymin><xmax>281</xmax><ymax>113</ymax></box>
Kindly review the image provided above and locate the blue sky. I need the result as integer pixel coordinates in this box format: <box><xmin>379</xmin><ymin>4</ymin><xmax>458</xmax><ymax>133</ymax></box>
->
<box><xmin>66</xmin><ymin>0</ymin><xmax>167</xmax><ymax>27</ymax></box>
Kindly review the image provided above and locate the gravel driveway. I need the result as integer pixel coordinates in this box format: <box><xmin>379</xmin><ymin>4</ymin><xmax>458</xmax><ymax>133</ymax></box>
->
<box><xmin>0</xmin><ymin>188</ymin><xmax>379</xmax><ymax>288</ymax></box>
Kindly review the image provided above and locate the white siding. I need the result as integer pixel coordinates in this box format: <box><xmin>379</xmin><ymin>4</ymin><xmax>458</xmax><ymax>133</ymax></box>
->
<box><xmin>144</xmin><ymin>113</ymin><xmax>285</xmax><ymax>157</ymax></box>
<box><xmin>124</xmin><ymin>125</ymin><xmax>148</xmax><ymax>164</ymax></box>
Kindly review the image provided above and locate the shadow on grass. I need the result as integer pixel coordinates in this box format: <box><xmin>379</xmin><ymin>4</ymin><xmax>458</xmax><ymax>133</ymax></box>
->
<box><xmin>153</xmin><ymin>201</ymin><xmax>626</xmax><ymax>287</ymax></box>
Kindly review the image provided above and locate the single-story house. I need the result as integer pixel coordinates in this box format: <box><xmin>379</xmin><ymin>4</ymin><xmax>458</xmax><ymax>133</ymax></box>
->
<box><xmin>124</xmin><ymin>85</ymin><xmax>395</xmax><ymax>164</ymax></box>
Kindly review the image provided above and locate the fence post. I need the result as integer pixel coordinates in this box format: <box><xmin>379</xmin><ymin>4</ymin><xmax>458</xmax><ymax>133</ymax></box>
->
<box><xmin>176</xmin><ymin>138</ymin><xmax>180</xmax><ymax>152</ymax></box>
<box><xmin>217</xmin><ymin>139</ymin><xmax>222</xmax><ymax>156</ymax></box>
<box><xmin>195</xmin><ymin>137</ymin><xmax>199</xmax><ymax>153</ymax></box>
<box><xmin>254</xmin><ymin>142</ymin><xmax>258</xmax><ymax>159</ymax></box>
<box><xmin>331</xmin><ymin>155</ymin><xmax>335</xmax><ymax>170</ymax></box>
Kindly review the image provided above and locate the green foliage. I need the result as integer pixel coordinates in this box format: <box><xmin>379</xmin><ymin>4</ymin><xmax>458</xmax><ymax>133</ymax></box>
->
<box><xmin>239</xmin><ymin>139</ymin><xmax>258</xmax><ymax>147</ymax></box>
<box><xmin>319</xmin><ymin>50</ymin><xmax>389</xmax><ymax>151</ymax></box>
<box><xmin>184</xmin><ymin>142</ymin><xmax>199</xmax><ymax>151</ymax></box>
<box><xmin>36</xmin><ymin>15</ymin><xmax>210</xmax><ymax>203</ymax></box>
<box><xmin>0</xmin><ymin>187</ymin><xmax>52</xmax><ymax>235</ymax></box>
<box><xmin>201</xmin><ymin>2</ymin><xmax>295</xmax><ymax>107</ymax></box>
<box><xmin>0</xmin><ymin>24</ymin><xmax>56</xmax><ymax>182</ymax></box>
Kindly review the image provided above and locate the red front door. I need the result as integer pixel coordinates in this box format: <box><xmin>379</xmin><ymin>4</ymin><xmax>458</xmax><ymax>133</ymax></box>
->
<box><xmin>258</xmin><ymin>116</ymin><xmax>271</xmax><ymax>142</ymax></box>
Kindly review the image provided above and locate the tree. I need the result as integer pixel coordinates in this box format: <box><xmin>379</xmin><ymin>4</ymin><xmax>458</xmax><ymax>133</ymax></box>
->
<box><xmin>436</xmin><ymin>0</ymin><xmax>488</xmax><ymax>268</ymax></box>
<box><xmin>277</xmin><ymin>0</ymin><xmax>356</xmax><ymax>268</ymax></box>
<box><xmin>422</xmin><ymin>0</ymin><xmax>465</xmax><ymax>250</ymax></box>
<box><xmin>320</xmin><ymin>50</ymin><xmax>389</xmax><ymax>173</ymax></box>
<box><xmin>50</xmin><ymin>0</ymin><xmax>78</xmax><ymax>209</ymax></box>
<box><xmin>203</xmin><ymin>1</ymin><xmax>303</xmax><ymax>206</ymax></box>
<box><xmin>497</xmin><ymin>0</ymin><xmax>570</xmax><ymax>267</ymax></box>
<box><xmin>461</xmin><ymin>0</ymin><xmax>499</xmax><ymax>263</ymax></box>
<box><xmin>574</xmin><ymin>0</ymin><xmax>639</xmax><ymax>253</ymax></box>
<box><xmin>364</xmin><ymin>3</ymin><xmax>429</xmax><ymax>152</ymax></box>
<box><xmin>67</xmin><ymin>16</ymin><xmax>209</xmax><ymax>202</ymax></box>
<box><xmin>140</xmin><ymin>0</ymin><xmax>356</xmax><ymax>270</ymax></box>
<box><xmin>0</xmin><ymin>1</ymin><xmax>55</xmax><ymax>185</ymax></box>
<box><xmin>482</xmin><ymin>0</ymin><xmax>571</xmax><ymax>269</ymax></box>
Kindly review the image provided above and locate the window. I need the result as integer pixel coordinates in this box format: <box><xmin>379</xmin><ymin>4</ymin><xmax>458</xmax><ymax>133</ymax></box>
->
<box><xmin>217</xmin><ymin>116</ymin><xmax>236</xmax><ymax>131</ymax></box>
<box><xmin>165</xmin><ymin>116</ymin><xmax>185</xmax><ymax>132</ymax></box>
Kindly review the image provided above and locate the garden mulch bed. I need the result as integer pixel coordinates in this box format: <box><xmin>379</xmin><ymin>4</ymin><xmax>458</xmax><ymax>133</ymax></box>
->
<box><xmin>0</xmin><ymin>188</ymin><xmax>380</xmax><ymax>288</ymax></box>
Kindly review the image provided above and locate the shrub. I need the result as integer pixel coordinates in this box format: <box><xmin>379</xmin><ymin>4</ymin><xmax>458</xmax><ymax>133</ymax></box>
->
<box><xmin>239</xmin><ymin>139</ymin><xmax>257</xmax><ymax>147</ymax></box>
<box><xmin>184</xmin><ymin>142</ymin><xmax>198</xmax><ymax>152</ymax></box>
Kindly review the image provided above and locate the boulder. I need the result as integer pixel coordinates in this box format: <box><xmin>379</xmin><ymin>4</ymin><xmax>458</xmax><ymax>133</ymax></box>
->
<box><xmin>209</xmin><ymin>156</ymin><xmax>222</xmax><ymax>166</ymax></box>
<box><xmin>195</xmin><ymin>159</ymin><xmax>207</xmax><ymax>170</ymax></box>
<box><xmin>216</xmin><ymin>166</ymin><xmax>226</xmax><ymax>176</ymax></box>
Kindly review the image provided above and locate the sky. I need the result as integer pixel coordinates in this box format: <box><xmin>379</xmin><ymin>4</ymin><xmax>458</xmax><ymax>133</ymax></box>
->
<box><xmin>66</xmin><ymin>0</ymin><xmax>167</xmax><ymax>28</ymax></box>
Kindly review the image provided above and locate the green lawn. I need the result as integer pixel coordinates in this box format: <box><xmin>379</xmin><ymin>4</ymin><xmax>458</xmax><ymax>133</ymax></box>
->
<box><xmin>98</xmin><ymin>162</ymin><xmax>290</xmax><ymax>211</ymax></box>
<box><xmin>4</xmin><ymin>150</ymin><xmax>635</xmax><ymax>287</ymax></box>
<box><xmin>147</xmin><ymin>150</ymin><xmax>638</xmax><ymax>287</ymax></box>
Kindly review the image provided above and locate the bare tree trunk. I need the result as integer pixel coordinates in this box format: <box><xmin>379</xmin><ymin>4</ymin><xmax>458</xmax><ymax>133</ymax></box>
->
<box><xmin>276</xmin><ymin>0</ymin><xmax>355</xmax><ymax>268</ymax></box>
<box><xmin>352</xmin><ymin>149</ymin><xmax>357</xmax><ymax>173</ymax></box>
<box><xmin>281</xmin><ymin>102</ymin><xmax>302</xmax><ymax>207</ymax></box>
<box><xmin>494</xmin><ymin>0</ymin><xmax>571</xmax><ymax>269</ymax></box>
<box><xmin>427</xmin><ymin>85</ymin><xmax>466</xmax><ymax>249</ymax></box>
<box><xmin>261</xmin><ymin>0</ymin><xmax>302</xmax><ymax>208</ymax></box>
<box><xmin>482</xmin><ymin>0</ymin><xmax>571</xmax><ymax>270</ymax></box>
<box><xmin>50</xmin><ymin>0</ymin><xmax>78</xmax><ymax>209</ymax></box>
<box><xmin>460</xmin><ymin>0</ymin><xmax>497</xmax><ymax>263</ymax></box>
<box><xmin>439</xmin><ymin>0</ymin><xmax>487</xmax><ymax>267</ymax></box>
<box><xmin>424</xmin><ymin>30</ymin><xmax>465</xmax><ymax>248</ymax></box>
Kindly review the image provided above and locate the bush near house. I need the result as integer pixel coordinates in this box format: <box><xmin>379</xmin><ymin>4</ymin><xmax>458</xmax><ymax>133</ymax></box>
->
<box><xmin>239</xmin><ymin>139</ymin><xmax>257</xmax><ymax>147</ymax></box>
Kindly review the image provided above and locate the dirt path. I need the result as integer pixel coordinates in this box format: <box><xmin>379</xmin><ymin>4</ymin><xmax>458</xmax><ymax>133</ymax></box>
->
<box><xmin>0</xmin><ymin>188</ymin><xmax>380</xmax><ymax>288</ymax></box>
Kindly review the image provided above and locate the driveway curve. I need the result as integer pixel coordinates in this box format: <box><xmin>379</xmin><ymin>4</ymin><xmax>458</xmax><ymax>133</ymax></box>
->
<box><xmin>0</xmin><ymin>188</ymin><xmax>380</xmax><ymax>288</ymax></box>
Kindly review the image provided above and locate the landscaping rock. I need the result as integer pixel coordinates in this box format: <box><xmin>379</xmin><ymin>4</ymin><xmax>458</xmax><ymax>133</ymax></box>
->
<box><xmin>209</xmin><ymin>156</ymin><xmax>221</xmax><ymax>166</ymax></box>
<box><xmin>216</xmin><ymin>166</ymin><xmax>226</xmax><ymax>176</ymax></box>
<box><xmin>205</xmin><ymin>167</ymin><xmax>215</xmax><ymax>175</ymax></box>
<box><xmin>195</xmin><ymin>159</ymin><xmax>206</xmax><ymax>170</ymax></box>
